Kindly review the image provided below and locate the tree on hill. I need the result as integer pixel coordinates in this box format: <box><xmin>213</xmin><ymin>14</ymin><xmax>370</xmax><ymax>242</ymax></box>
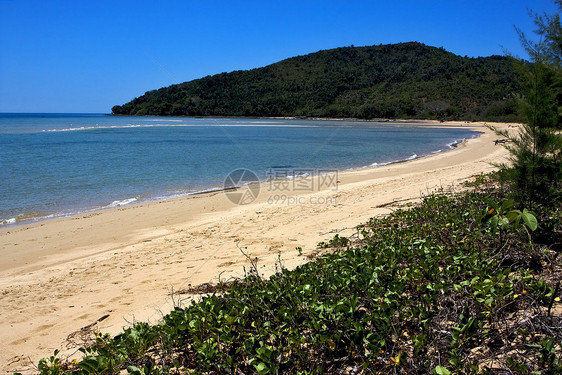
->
<box><xmin>112</xmin><ymin>43</ymin><xmax>522</xmax><ymax>122</ymax></box>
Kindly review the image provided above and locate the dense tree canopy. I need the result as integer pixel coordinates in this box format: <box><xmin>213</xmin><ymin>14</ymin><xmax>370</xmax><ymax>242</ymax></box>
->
<box><xmin>112</xmin><ymin>42</ymin><xmax>523</xmax><ymax>121</ymax></box>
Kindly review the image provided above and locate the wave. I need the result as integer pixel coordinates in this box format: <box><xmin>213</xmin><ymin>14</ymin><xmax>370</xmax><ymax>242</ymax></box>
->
<box><xmin>286</xmin><ymin>171</ymin><xmax>311</xmax><ymax>179</ymax></box>
<box><xmin>150</xmin><ymin>186</ymin><xmax>226</xmax><ymax>201</ymax></box>
<box><xmin>446</xmin><ymin>139</ymin><xmax>464</xmax><ymax>149</ymax></box>
<box><xmin>0</xmin><ymin>217</ymin><xmax>16</xmax><ymax>225</ymax></box>
<box><xmin>0</xmin><ymin>212</ymin><xmax>55</xmax><ymax>226</ymax></box>
<box><xmin>146</xmin><ymin>119</ymin><xmax>184</xmax><ymax>122</ymax></box>
<box><xmin>407</xmin><ymin>153</ymin><xmax>418</xmax><ymax>160</ymax></box>
<box><xmin>366</xmin><ymin>133</ymin><xmax>478</xmax><ymax>169</ymax></box>
<box><xmin>41</xmin><ymin>123</ymin><xmax>321</xmax><ymax>132</ymax></box>
<box><xmin>107</xmin><ymin>198</ymin><xmax>138</xmax><ymax>208</ymax></box>
<box><xmin>43</xmin><ymin>124</ymin><xmax>176</xmax><ymax>132</ymax></box>
<box><xmin>370</xmin><ymin>153</ymin><xmax>418</xmax><ymax>168</ymax></box>
<box><xmin>1</xmin><ymin>197</ymin><xmax>139</xmax><ymax>226</ymax></box>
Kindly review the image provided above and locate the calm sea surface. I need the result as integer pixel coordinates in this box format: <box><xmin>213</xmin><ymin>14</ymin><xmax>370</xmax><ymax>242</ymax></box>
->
<box><xmin>0</xmin><ymin>114</ymin><xmax>478</xmax><ymax>224</ymax></box>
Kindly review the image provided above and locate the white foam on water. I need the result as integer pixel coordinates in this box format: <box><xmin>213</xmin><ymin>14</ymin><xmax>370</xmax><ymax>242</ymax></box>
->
<box><xmin>42</xmin><ymin>124</ymin><xmax>197</xmax><ymax>132</ymax></box>
<box><xmin>0</xmin><ymin>217</ymin><xmax>16</xmax><ymax>225</ymax></box>
<box><xmin>41</xmin><ymin>123</ymin><xmax>319</xmax><ymax>132</ymax></box>
<box><xmin>146</xmin><ymin>119</ymin><xmax>184</xmax><ymax>122</ymax></box>
<box><xmin>446</xmin><ymin>139</ymin><xmax>463</xmax><ymax>149</ymax></box>
<box><xmin>107</xmin><ymin>198</ymin><xmax>138</xmax><ymax>208</ymax></box>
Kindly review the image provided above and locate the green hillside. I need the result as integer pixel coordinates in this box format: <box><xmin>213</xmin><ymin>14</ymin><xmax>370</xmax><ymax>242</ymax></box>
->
<box><xmin>112</xmin><ymin>42</ymin><xmax>522</xmax><ymax>121</ymax></box>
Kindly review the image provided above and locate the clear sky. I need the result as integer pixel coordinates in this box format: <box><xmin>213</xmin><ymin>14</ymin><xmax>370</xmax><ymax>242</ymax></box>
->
<box><xmin>0</xmin><ymin>0</ymin><xmax>559</xmax><ymax>113</ymax></box>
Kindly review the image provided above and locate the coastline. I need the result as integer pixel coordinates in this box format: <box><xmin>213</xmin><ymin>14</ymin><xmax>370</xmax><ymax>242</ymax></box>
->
<box><xmin>0</xmin><ymin>121</ymin><xmax>516</xmax><ymax>373</ymax></box>
<box><xmin>0</xmin><ymin>117</ymin><xmax>476</xmax><ymax>228</ymax></box>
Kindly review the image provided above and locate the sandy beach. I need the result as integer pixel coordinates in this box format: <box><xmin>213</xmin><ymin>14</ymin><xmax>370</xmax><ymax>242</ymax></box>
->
<box><xmin>0</xmin><ymin>121</ymin><xmax>515</xmax><ymax>373</ymax></box>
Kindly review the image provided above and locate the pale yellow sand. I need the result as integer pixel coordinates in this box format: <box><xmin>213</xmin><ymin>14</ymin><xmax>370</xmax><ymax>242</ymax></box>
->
<box><xmin>0</xmin><ymin>121</ymin><xmax>515</xmax><ymax>373</ymax></box>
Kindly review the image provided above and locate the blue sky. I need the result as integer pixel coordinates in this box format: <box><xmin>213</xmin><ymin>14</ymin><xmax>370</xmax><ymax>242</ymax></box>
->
<box><xmin>0</xmin><ymin>0</ymin><xmax>559</xmax><ymax>113</ymax></box>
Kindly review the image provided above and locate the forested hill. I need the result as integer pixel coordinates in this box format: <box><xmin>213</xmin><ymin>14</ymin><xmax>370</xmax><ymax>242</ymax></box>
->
<box><xmin>112</xmin><ymin>42</ymin><xmax>522</xmax><ymax>121</ymax></box>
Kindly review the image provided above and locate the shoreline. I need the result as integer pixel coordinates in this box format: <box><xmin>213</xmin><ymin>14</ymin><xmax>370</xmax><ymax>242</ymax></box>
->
<box><xmin>0</xmin><ymin>121</ymin><xmax>516</xmax><ymax>373</ymax></box>
<box><xmin>0</xmin><ymin>119</ymin><xmax>480</xmax><ymax>228</ymax></box>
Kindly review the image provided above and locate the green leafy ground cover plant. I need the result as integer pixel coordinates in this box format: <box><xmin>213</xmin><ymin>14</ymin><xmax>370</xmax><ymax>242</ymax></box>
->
<box><xmin>31</xmin><ymin>183</ymin><xmax>561</xmax><ymax>374</ymax></box>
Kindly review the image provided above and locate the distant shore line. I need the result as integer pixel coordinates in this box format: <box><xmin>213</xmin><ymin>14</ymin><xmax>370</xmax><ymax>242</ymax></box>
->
<box><xmin>108</xmin><ymin>112</ymin><xmax>490</xmax><ymax>125</ymax></box>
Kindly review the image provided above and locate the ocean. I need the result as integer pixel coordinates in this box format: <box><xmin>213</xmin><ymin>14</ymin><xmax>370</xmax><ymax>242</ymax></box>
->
<box><xmin>0</xmin><ymin>114</ymin><xmax>478</xmax><ymax>225</ymax></box>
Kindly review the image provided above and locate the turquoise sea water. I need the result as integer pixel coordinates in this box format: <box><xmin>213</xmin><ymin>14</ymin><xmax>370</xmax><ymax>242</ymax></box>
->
<box><xmin>0</xmin><ymin>114</ymin><xmax>478</xmax><ymax>225</ymax></box>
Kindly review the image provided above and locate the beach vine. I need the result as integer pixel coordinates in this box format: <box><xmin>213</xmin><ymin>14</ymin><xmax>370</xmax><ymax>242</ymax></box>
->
<box><xmin>28</xmin><ymin>176</ymin><xmax>562</xmax><ymax>374</ymax></box>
